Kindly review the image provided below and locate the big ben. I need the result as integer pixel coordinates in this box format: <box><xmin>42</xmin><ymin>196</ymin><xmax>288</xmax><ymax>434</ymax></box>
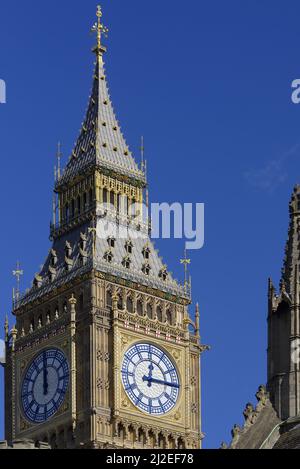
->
<box><xmin>3</xmin><ymin>6</ymin><xmax>206</xmax><ymax>449</ymax></box>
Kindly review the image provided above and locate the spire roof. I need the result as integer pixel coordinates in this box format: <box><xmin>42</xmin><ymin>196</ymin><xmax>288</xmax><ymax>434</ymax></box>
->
<box><xmin>281</xmin><ymin>185</ymin><xmax>300</xmax><ymax>297</ymax></box>
<box><xmin>56</xmin><ymin>7</ymin><xmax>145</xmax><ymax>188</ymax></box>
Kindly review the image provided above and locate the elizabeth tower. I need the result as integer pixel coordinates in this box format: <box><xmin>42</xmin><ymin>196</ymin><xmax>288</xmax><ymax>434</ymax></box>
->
<box><xmin>4</xmin><ymin>7</ymin><xmax>205</xmax><ymax>449</ymax></box>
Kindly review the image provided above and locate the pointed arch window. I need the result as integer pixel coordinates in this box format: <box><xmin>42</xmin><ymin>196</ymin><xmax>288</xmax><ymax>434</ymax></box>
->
<box><xmin>142</xmin><ymin>246</ymin><xmax>151</xmax><ymax>260</ymax></box>
<box><xmin>107</xmin><ymin>237</ymin><xmax>115</xmax><ymax>249</ymax></box>
<box><xmin>104</xmin><ymin>250</ymin><xmax>113</xmax><ymax>264</ymax></box>
<box><xmin>71</xmin><ymin>199</ymin><xmax>75</xmax><ymax>219</ymax></box>
<box><xmin>159</xmin><ymin>268</ymin><xmax>168</xmax><ymax>281</ymax></box>
<box><xmin>156</xmin><ymin>306</ymin><xmax>163</xmax><ymax>322</ymax></box>
<box><xmin>107</xmin><ymin>290</ymin><xmax>112</xmax><ymax>308</ymax></box>
<box><xmin>110</xmin><ymin>191</ymin><xmax>115</xmax><ymax>208</ymax></box>
<box><xmin>103</xmin><ymin>188</ymin><xmax>108</xmax><ymax>204</ymax></box>
<box><xmin>83</xmin><ymin>192</ymin><xmax>87</xmax><ymax>211</ymax></box>
<box><xmin>65</xmin><ymin>203</ymin><xmax>69</xmax><ymax>222</ymax></box>
<box><xmin>137</xmin><ymin>300</ymin><xmax>143</xmax><ymax>316</ymax></box>
<box><xmin>125</xmin><ymin>240</ymin><xmax>133</xmax><ymax>255</ymax></box>
<box><xmin>89</xmin><ymin>188</ymin><xmax>94</xmax><ymax>206</ymax></box>
<box><xmin>147</xmin><ymin>303</ymin><xmax>153</xmax><ymax>319</ymax></box>
<box><xmin>166</xmin><ymin>309</ymin><xmax>172</xmax><ymax>325</ymax></box>
<box><xmin>127</xmin><ymin>296</ymin><xmax>133</xmax><ymax>313</ymax></box>
<box><xmin>142</xmin><ymin>263</ymin><xmax>151</xmax><ymax>276</ymax></box>
<box><xmin>122</xmin><ymin>256</ymin><xmax>131</xmax><ymax>269</ymax></box>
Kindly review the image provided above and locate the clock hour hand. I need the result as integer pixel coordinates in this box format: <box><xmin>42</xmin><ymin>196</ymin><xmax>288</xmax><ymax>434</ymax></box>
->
<box><xmin>142</xmin><ymin>375</ymin><xmax>179</xmax><ymax>389</ymax></box>
<box><xmin>147</xmin><ymin>363</ymin><xmax>154</xmax><ymax>387</ymax></box>
<box><xmin>43</xmin><ymin>352</ymin><xmax>48</xmax><ymax>396</ymax></box>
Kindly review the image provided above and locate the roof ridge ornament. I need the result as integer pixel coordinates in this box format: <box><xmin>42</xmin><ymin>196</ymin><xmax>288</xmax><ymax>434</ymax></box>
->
<box><xmin>91</xmin><ymin>5</ymin><xmax>109</xmax><ymax>55</ymax></box>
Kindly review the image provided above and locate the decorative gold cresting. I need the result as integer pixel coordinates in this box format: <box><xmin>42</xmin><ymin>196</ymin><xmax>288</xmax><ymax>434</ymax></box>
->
<box><xmin>91</xmin><ymin>5</ymin><xmax>109</xmax><ymax>54</ymax></box>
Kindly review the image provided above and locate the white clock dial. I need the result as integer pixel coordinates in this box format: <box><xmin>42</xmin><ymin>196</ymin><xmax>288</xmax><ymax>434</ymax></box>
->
<box><xmin>121</xmin><ymin>343</ymin><xmax>180</xmax><ymax>415</ymax></box>
<box><xmin>21</xmin><ymin>348</ymin><xmax>69</xmax><ymax>423</ymax></box>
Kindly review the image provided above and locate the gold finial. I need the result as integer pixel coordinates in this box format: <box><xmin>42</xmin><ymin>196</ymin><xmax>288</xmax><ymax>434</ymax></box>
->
<box><xmin>180</xmin><ymin>249</ymin><xmax>191</xmax><ymax>294</ymax></box>
<box><xmin>56</xmin><ymin>142</ymin><xmax>62</xmax><ymax>180</ymax></box>
<box><xmin>91</xmin><ymin>5</ymin><xmax>109</xmax><ymax>53</ymax></box>
<box><xmin>195</xmin><ymin>303</ymin><xmax>200</xmax><ymax>337</ymax></box>
<box><xmin>13</xmin><ymin>261</ymin><xmax>23</xmax><ymax>302</ymax></box>
<box><xmin>140</xmin><ymin>136</ymin><xmax>145</xmax><ymax>169</ymax></box>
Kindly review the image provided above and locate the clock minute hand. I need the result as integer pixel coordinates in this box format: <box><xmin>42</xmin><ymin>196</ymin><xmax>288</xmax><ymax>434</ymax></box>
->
<box><xmin>142</xmin><ymin>376</ymin><xmax>179</xmax><ymax>389</ymax></box>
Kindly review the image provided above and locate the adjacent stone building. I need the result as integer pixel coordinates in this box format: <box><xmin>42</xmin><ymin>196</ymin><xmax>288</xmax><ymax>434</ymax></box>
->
<box><xmin>224</xmin><ymin>186</ymin><xmax>300</xmax><ymax>449</ymax></box>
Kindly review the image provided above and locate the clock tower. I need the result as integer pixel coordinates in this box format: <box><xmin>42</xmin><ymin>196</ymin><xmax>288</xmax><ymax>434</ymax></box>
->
<box><xmin>4</xmin><ymin>6</ymin><xmax>206</xmax><ymax>449</ymax></box>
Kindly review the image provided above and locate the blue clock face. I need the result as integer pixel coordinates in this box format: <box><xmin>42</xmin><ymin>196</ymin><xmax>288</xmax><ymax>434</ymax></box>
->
<box><xmin>21</xmin><ymin>348</ymin><xmax>69</xmax><ymax>424</ymax></box>
<box><xmin>121</xmin><ymin>343</ymin><xmax>180</xmax><ymax>415</ymax></box>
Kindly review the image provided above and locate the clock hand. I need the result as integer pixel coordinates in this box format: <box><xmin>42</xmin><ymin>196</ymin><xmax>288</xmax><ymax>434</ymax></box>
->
<box><xmin>142</xmin><ymin>375</ymin><xmax>179</xmax><ymax>389</ymax></box>
<box><xmin>147</xmin><ymin>363</ymin><xmax>154</xmax><ymax>388</ymax></box>
<box><xmin>43</xmin><ymin>352</ymin><xmax>48</xmax><ymax>396</ymax></box>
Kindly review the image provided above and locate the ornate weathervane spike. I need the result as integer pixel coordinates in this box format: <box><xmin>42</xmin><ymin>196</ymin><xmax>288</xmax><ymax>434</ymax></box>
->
<box><xmin>13</xmin><ymin>261</ymin><xmax>24</xmax><ymax>302</ymax></box>
<box><xmin>180</xmin><ymin>249</ymin><xmax>191</xmax><ymax>295</ymax></box>
<box><xmin>56</xmin><ymin>141</ymin><xmax>62</xmax><ymax>180</ymax></box>
<box><xmin>91</xmin><ymin>5</ymin><xmax>109</xmax><ymax>53</ymax></box>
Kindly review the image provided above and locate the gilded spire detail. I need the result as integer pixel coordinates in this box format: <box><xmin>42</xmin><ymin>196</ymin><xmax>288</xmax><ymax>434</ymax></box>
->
<box><xmin>91</xmin><ymin>5</ymin><xmax>109</xmax><ymax>54</ymax></box>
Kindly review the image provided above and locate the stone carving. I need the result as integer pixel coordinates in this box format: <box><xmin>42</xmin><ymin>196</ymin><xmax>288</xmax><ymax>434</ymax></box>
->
<box><xmin>225</xmin><ymin>385</ymin><xmax>270</xmax><ymax>449</ymax></box>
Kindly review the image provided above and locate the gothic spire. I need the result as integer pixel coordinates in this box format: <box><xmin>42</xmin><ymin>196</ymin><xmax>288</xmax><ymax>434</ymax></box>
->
<box><xmin>56</xmin><ymin>5</ymin><xmax>145</xmax><ymax>189</ymax></box>
<box><xmin>281</xmin><ymin>185</ymin><xmax>300</xmax><ymax>299</ymax></box>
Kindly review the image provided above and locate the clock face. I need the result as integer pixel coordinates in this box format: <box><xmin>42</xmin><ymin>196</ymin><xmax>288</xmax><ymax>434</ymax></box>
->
<box><xmin>121</xmin><ymin>343</ymin><xmax>180</xmax><ymax>415</ymax></box>
<box><xmin>21</xmin><ymin>348</ymin><xmax>69</xmax><ymax>424</ymax></box>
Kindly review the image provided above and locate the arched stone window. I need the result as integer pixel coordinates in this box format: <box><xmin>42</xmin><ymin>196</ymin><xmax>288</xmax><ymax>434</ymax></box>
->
<box><xmin>110</xmin><ymin>191</ymin><xmax>115</xmax><ymax>208</ymax></box>
<box><xmin>71</xmin><ymin>199</ymin><xmax>75</xmax><ymax>218</ymax></box>
<box><xmin>137</xmin><ymin>300</ymin><xmax>143</xmax><ymax>316</ymax></box>
<box><xmin>158</xmin><ymin>433</ymin><xmax>166</xmax><ymax>449</ymax></box>
<box><xmin>107</xmin><ymin>237</ymin><xmax>115</xmax><ymax>249</ymax></box>
<box><xmin>166</xmin><ymin>309</ymin><xmax>172</xmax><ymax>325</ymax></box>
<box><xmin>117</xmin><ymin>294</ymin><xmax>123</xmax><ymax>310</ymax></box>
<box><xmin>127</xmin><ymin>296</ymin><xmax>133</xmax><ymax>313</ymax></box>
<box><xmin>142</xmin><ymin>263</ymin><xmax>151</xmax><ymax>276</ymax></box>
<box><xmin>168</xmin><ymin>435</ymin><xmax>175</xmax><ymax>449</ymax></box>
<box><xmin>118</xmin><ymin>423</ymin><xmax>125</xmax><ymax>439</ymax></box>
<box><xmin>156</xmin><ymin>306</ymin><xmax>162</xmax><ymax>322</ymax></box>
<box><xmin>89</xmin><ymin>188</ymin><xmax>93</xmax><ymax>206</ymax></box>
<box><xmin>138</xmin><ymin>428</ymin><xmax>146</xmax><ymax>445</ymax></box>
<box><xmin>178</xmin><ymin>437</ymin><xmax>185</xmax><ymax>449</ymax></box>
<box><xmin>65</xmin><ymin>203</ymin><xmax>69</xmax><ymax>222</ymax></box>
<box><xmin>104</xmin><ymin>250</ymin><xmax>113</xmax><ymax>263</ymax></box>
<box><xmin>83</xmin><ymin>192</ymin><xmax>87</xmax><ymax>211</ymax></box>
<box><xmin>128</xmin><ymin>425</ymin><xmax>135</xmax><ymax>444</ymax></box>
<box><xmin>103</xmin><ymin>188</ymin><xmax>108</xmax><ymax>204</ymax></box>
<box><xmin>125</xmin><ymin>240</ymin><xmax>133</xmax><ymax>255</ymax></box>
<box><xmin>117</xmin><ymin>194</ymin><xmax>122</xmax><ymax>213</ymax></box>
<box><xmin>147</xmin><ymin>303</ymin><xmax>152</xmax><ymax>319</ymax></box>
<box><xmin>107</xmin><ymin>290</ymin><xmax>112</xmax><ymax>308</ymax></box>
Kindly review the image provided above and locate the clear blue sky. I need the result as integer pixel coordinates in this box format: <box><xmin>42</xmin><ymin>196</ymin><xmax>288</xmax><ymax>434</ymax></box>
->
<box><xmin>1</xmin><ymin>0</ymin><xmax>300</xmax><ymax>449</ymax></box>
